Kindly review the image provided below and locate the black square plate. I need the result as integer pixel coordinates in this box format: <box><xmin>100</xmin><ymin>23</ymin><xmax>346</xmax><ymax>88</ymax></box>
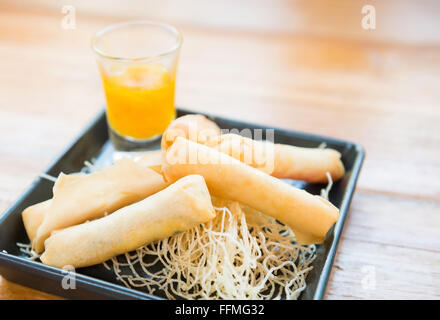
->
<box><xmin>0</xmin><ymin>108</ymin><xmax>364</xmax><ymax>300</ymax></box>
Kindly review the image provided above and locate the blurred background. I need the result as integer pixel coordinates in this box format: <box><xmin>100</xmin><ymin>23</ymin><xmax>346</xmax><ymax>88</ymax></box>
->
<box><xmin>0</xmin><ymin>0</ymin><xmax>439</xmax><ymax>299</ymax></box>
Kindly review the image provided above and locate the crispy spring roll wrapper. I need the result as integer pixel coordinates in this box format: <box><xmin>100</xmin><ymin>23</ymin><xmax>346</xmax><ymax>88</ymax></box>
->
<box><xmin>272</xmin><ymin>144</ymin><xmax>345</xmax><ymax>183</ymax></box>
<box><xmin>163</xmin><ymin>137</ymin><xmax>339</xmax><ymax>244</ymax></box>
<box><xmin>33</xmin><ymin>158</ymin><xmax>168</xmax><ymax>253</ymax></box>
<box><xmin>208</xmin><ymin>133</ymin><xmax>275</xmax><ymax>175</ymax></box>
<box><xmin>22</xmin><ymin>174</ymin><xmax>86</xmax><ymax>242</ymax></box>
<box><xmin>22</xmin><ymin>200</ymin><xmax>51</xmax><ymax>243</ymax></box>
<box><xmin>208</xmin><ymin>133</ymin><xmax>345</xmax><ymax>183</ymax></box>
<box><xmin>162</xmin><ymin>114</ymin><xmax>344</xmax><ymax>182</ymax></box>
<box><xmin>40</xmin><ymin>175</ymin><xmax>215</xmax><ymax>269</ymax></box>
<box><xmin>161</xmin><ymin>114</ymin><xmax>221</xmax><ymax>150</ymax></box>
<box><xmin>24</xmin><ymin>153</ymin><xmax>166</xmax><ymax>243</ymax></box>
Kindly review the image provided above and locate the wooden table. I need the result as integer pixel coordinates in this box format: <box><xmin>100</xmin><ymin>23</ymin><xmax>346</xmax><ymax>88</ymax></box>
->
<box><xmin>0</xmin><ymin>0</ymin><xmax>439</xmax><ymax>300</ymax></box>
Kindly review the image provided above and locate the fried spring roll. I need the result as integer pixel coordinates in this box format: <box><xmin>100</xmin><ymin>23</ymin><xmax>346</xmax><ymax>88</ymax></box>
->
<box><xmin>163</xmin><ymin>137</ymin><xmax>339</xmax><ymax>244</ymax></box>
<box><xmin>210</xmin><ymin>134</ymin><xmax>345</xmax><ymax>183</ymax></box>
<box><xmin>22</xmin><ymin>200</ymin><xmax>51</xmax><ymax>243</ymax></box>
<box><xmin>40</xmin><ymin>175</ymin><xmax>215</xmax><ymax>269</ymax></box>
<box><xmin>161</xmin><ymin>114</ymin><xmax>221</xmax><ymax>150</ymax></box>
<box><xmin>33</xmin><ymin>158</ymin><xmax>168</xmax><ymax>253</ymax></box>
<box><xmin>208</xmin><ymin>133</ymin><xmax>275</xmax><ymax>175</ymax></box>
<box><xmin>22</xmin><ymin>174</ymin><xmax>85</xmax><ymax>242</ymax></box>
<box><xmin>272</xmin><ymin>144</ymin><xmax>344</xmax><ymax>182</ymax></box>
<box><xmin>162</xmin><ymin>114</ymin><xmax>344</xmax><ymax>182</ymax></box>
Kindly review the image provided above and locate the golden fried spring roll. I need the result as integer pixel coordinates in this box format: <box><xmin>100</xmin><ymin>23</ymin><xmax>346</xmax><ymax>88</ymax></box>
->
<box><xmin>22</xmin><ymin>174</ymin><xmax>85</xmax><ymax>242</ymax></box>
<box><xmin>272</xmin><ymin>143</ymin><xmax>345</xmax><ymax>183</ymax></box>
<box><xmin>163</xmin><ymin>114</ymin><xmax>344</xmax><ymax>182</ymax></box>
<box><xmin>163</xmin><ymin>137</ymin><xmax>339</xmax><ymax>244</ymax></box>
<box><xmin>22</xmin><ymin>200</ymin><xmax>51</xmax><ymax>243</ymax></box>
<box><xmin>161</xmin><ymin>114</ymin><xmax>221</xmax><ymax>150</ymax></box>
<box><xmin>208</xmin><ymin>133</ymin><xmax>275</xmax><ymax>175</ymax></box>
<box><xmin>209</xmin><ymin>133</ymin><xmax>345</xmax><ymax>182</ymax></box>
<box><xmin>40</xmin><ymin>175</ymin><xmax>215</xmax><ymax>269</ymax></box>
<box><xmin>33</xmin><ymin>158</ymin><xmax>168</xmax><ymax>253</ymax></box>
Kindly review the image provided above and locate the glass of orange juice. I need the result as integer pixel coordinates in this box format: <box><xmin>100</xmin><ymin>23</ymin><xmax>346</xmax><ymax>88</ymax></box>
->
<box><xmin>92</xmin><ymin>20</ymin><xmax>182</xmax><ymax>151</ymax></box>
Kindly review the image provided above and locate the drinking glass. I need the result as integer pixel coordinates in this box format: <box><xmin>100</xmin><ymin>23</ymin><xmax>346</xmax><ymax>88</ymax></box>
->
<box><xmin>92</xmin><ymin>20</ymin><xmax>182</xmax><ymax>151</ymax></box>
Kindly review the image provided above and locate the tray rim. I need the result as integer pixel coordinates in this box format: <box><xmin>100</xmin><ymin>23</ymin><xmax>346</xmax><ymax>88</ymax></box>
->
<box><xmin>313</xmin><ymin>143</ymin><xmax>364</xmax><ymax>299</ymax></box>
<box><xmin>0</xmin><ymin>107</ymin><xmax>365</xmax><ymax>300</ymax></box>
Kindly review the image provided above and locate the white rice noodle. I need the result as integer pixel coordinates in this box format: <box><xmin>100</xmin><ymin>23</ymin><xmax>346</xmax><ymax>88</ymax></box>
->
<box><xmin>107</xmin><ymin>199</ymin><xmax>317</xmax><ymax>300</ymax></box>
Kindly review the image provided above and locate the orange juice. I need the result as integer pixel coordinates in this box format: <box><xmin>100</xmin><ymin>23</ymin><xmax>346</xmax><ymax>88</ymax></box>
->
<box><xmin>101</xmin><ymin>63</ymin><xmax>176</xmax><ymax>140</ymax></box>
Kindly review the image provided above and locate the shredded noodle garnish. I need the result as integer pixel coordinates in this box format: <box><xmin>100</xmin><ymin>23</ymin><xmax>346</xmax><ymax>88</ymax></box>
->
<box><xmin>16</xmin><ymin>242</ymin><xmax>40</xmax><ymax>261</ymax></box>
<box><xmin>83</xmin><ymin>160</ymin><xmax>96</xmax><ymax>172</ymax></box>
<box><xmin>106</xmin><ymin>199</ymin><xmax>316</xmax><ymax>300</ymax></box>
<box><xmin>320</xmin><ymin>172</ymin><xmax>333</xmax><ymax>200</ymax></box>
<box><xmin>39</xmin><ymin>173</ymin><xmax>57</xmax><ymax>183</ymax></box>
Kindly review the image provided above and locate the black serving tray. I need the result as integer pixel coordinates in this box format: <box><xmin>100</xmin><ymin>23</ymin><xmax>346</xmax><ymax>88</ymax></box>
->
<box><xmin>0</xmin><ymin>108</ymin><xmax>364</xmax><ymax>300</ymax></box>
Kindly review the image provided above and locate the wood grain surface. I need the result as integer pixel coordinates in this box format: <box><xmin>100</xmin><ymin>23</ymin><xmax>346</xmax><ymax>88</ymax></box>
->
<box><xmin>0</xmin><ymin>0</ymin><xmax>439</xmax><ymax>300</ymax></box>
